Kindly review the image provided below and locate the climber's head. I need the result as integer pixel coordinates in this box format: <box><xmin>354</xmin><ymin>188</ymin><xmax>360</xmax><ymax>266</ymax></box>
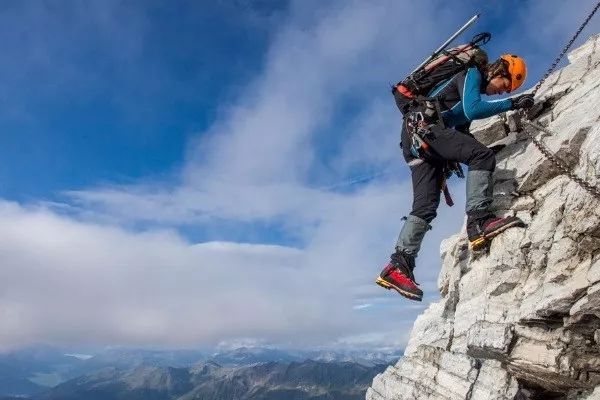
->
<box><xmin>485</xmin><ymin>54</ymin><xmax>527</xmax><ymax>95</ymax></box>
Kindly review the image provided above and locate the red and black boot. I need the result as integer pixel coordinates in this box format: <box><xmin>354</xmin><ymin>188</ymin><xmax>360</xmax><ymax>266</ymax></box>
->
<box><xmin>376</xmin><ymin>251</ymin><xmax>423</xmax><ymax>301</ymax></box>
<box><xmin>467</xmin><ymin>211</ymin><xmax>526</xmax><ymax>250</ymax></box>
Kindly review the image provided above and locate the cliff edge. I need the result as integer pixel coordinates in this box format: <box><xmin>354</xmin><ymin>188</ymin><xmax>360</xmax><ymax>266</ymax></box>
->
<box><xmin>367</xmin><ymin>34</ymin><xmax>600</xmax><ymax>400</ymax></box>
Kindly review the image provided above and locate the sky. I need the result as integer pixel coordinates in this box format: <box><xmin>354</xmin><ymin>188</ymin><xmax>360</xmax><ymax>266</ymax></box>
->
<box><xmin>1</xmin><ymin>0</ymin><xmax>600</xmax><ymax>352</ymax></box>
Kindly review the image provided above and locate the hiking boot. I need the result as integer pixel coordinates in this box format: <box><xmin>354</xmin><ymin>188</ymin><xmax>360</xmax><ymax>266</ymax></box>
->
<box><xmin>467</xmin><ymin>212</ymin><xmax>526</xmax><ymax>250</ymax></box>
<box><xmin>375</xmin><ymin>251</ymin><xmax>423</xmax><ymax>301</ymax></box>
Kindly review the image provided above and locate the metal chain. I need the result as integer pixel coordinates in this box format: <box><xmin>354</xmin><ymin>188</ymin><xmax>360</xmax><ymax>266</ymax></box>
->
<box><xmin>522</xmin><ymin>119</ymin><xmax>600</xmax><ymax>199</ymax></box>
<box><xmin>520</xmin><ymin>0</ymin><xmax>600</xmax><ymax>200</ymax></box>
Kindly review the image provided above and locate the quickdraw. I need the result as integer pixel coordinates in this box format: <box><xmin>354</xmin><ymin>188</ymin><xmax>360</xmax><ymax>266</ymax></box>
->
<box><xmin>406</xmin><ymin>112</ymin><xmax>434</xmax><ymax>159</ymax></box>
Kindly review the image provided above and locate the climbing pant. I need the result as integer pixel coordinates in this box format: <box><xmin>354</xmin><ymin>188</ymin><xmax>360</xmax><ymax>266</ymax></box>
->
<box><xmin>397</xmin><ymin>123</ymin><xmax>496</xmax><ymax>257</ymax></box>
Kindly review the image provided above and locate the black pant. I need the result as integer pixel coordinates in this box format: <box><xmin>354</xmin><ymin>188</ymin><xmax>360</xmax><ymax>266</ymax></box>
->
<box><xmin>401</xmin><ymin>123</ymin><xmax>496</xmax><ymax>223</ymax></box>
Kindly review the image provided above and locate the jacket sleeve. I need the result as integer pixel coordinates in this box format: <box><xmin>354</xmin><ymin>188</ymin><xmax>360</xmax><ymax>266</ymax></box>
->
<box><xmin>458</xmin><ymin>68</ymin><xmax>512</xmax><ymax>121</ymax></box>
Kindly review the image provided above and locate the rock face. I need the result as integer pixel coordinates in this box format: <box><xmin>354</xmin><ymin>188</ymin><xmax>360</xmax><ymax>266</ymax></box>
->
<box><xmin>367</xmin><ymin>34</ymin><xmax>600</xmax><ymax>400</ymax></box>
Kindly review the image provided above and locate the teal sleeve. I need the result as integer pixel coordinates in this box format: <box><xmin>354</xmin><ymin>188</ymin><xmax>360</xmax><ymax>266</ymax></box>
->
<box><xmin>460</xmin><ymin>68</ymin><xmax>512</xmax><ymax>121</ymax></box>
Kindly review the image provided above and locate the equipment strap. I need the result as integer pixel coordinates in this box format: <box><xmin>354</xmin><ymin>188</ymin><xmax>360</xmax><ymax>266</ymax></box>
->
<box><xmin>442</xmin><ymin>180</ymin><xmax>454</xmax><ymax>207</ymax></box>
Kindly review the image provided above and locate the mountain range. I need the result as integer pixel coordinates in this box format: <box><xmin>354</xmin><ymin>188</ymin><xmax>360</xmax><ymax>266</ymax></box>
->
<box><xmin>0</xmin><ymin>346</ymin><xmax>400</xmax><ymax>399</ymax></box>
<box><xmin>35</xmin><ymin>360</ymin><xmax>386</xmax><ymax>400</ymax></box>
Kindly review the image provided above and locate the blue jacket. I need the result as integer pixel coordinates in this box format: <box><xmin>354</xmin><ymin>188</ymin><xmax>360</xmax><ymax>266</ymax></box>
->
<box><xmin>428</xmin><ymin>67</ymin><xmax>512</xmax><ymax>128</ymax></box>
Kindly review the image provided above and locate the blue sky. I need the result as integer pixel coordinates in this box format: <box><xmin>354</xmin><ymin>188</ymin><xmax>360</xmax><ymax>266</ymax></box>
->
<box><xmin>0</xmin><ymin>1</ymin><xmax>281</xmax><ymax>200</ymax></box>
<box><xmin>1</xmin><ymin>0</ymin><xmax>599</xmax><ymax>351</ymax></box>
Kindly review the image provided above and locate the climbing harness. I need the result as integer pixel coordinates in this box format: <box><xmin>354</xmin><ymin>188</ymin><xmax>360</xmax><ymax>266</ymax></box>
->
<box><xmin>405</xmin><ymin>111</ymin><xmax>464</xmax><ymax>206</ymax></box>
<box><xmin>519</xmin><ymin>0</ymin><xmax>600</xmax><ymax>200</ymax></box>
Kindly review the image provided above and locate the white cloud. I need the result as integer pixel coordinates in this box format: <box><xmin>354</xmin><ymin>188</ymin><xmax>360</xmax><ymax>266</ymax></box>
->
<box><xmin>0</xmin><ymin>180</ymin><xmax>464</xmax><ymax>351</ymax></box>
<box><xmin>0</xmin><ymin>200</ymin><xmax>308</xmax><ymax>350</ymax></box>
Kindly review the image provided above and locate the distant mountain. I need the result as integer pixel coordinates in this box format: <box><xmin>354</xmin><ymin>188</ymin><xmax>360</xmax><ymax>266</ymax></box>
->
<box><xmin>75</xmin><ymin>348</ymin><xmax>207</xmax><ymax>372</ymax></box>
<box><xmin>208</xmin><ymin>346</ymin><xmax>304</xmax><ymax>366</ymax></box>
<box><xmin>207</xmin><ymin>347</ymin><xmax>402</xmax><ymax>367</ymax></box>
<box><xmin>0</xmin><ymin>347</ymin><xmax>209</xmax><ymax>397</ymax></box>
<box><xmin>0</xmin><ymin>346</ymin><xmax>86</xmax><ymax>397</ymax></box>
<box><xmin>0</xmin><ymin>346</ymin><xmax>400</xmax><ymax>398</ymax></box>
<box><xmin>301</xmin><ymin>349</ymin><xmax>402</xmax><ymax>367</ymax></box>
<box><xmin>36</xmin><ymin>360</ymin><xmax>386</xmax><ymax>400</ymax></box>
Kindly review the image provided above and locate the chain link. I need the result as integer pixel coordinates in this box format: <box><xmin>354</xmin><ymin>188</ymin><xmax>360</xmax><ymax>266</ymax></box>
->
<box><xmin>522</xmin><ymin>119</ymin><xmax>600</xmax><ymax>199</ymax></box>
<box><xmin>519</xmin><ymin>0</ymin><xmax>600</xmax><ymax>200</ymax></box>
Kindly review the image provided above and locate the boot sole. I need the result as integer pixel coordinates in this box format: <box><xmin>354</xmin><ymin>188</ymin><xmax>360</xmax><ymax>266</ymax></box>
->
<box><xmin>470</xmin><ymin>219</ymin><xmax>525</xmax><ymax>250</ymax></box>
<box><xmin>375</xmin><ymin>277</ymin><xmax>423</xmax><ymax>301</ymax></box>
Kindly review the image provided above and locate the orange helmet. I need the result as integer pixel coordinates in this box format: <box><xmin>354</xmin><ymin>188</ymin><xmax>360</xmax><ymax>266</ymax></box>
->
<box><xmin>501</xmin><ymin>54</ymin><xmax>527</xmax><ymax>92</ymax></box>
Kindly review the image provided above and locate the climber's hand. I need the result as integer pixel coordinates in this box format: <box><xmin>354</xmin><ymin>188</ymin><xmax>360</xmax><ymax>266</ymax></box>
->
<box><xmin>510</xmin><ymin>93</ymin><xmax>535</xmax><ymax>110</ymax></box>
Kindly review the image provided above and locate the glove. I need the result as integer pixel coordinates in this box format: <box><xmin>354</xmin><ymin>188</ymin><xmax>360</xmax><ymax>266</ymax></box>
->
<box><xmin>511</xmin><ymin>94</ymin><xmax>535</xmax><ymax>110</ymax></box>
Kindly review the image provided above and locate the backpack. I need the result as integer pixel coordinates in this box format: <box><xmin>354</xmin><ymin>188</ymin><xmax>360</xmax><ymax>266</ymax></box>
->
<box><xmin>398</xmin><ymin>44</ymin><xmax>489</xmax><ymax>100</ymax></box>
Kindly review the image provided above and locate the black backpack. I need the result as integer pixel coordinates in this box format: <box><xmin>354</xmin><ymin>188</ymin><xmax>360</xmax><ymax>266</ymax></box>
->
<box><xmin>394</xmin><ymin>33</ymin><xmax>491</xmax><ymax>114</ymax></box>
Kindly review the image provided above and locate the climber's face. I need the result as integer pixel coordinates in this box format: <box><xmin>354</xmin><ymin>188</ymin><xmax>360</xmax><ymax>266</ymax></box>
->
<box><xmin>486</xmin><ymin>76</ymin><xmax>511</xmax><ymax>95</ymax></box>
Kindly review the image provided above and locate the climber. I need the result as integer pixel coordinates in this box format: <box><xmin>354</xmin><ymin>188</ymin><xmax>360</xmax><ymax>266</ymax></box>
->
<box><xmin>377</xmin><ymin>54</ymin><xmax>535</xmax><ymax>301</ymax></box>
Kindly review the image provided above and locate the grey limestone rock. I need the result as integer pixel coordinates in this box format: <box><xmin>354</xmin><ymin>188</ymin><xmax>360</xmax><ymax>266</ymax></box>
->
<box><xmin>471</xmin><ymin>115</ymin><xmax>508</xmax><ymax>146</ymax></box>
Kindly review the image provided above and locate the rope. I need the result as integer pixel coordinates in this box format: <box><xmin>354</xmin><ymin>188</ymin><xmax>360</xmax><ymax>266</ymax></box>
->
<box><xmin>519</xmin><ymin>0</ymin><xmax>600</xmax><ymax>201</ymax></box>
